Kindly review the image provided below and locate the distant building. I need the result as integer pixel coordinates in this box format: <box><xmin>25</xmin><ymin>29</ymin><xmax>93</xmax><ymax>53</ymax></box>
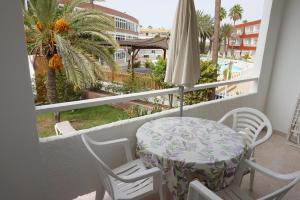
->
<box><xmin>59</xmin><ymin>0</ymin><xmax>140</xmax><ymax>65</ymax></box>
<box><xmin>227</xmin><ymin>19</ymin><xmax>261</xmax><ymax>58</ymax></box>
<box><xmin>138</xmin><ymin>28</ymin><xmax>170</xmax><ymax>60</ymax></box>
<box><xmin>139</xmin><ymin>28</ymin><xmax>170</xmax><ymax>39</ymax></box>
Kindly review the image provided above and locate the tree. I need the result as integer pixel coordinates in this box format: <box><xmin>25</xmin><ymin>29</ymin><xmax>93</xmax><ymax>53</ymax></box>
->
<box><xmin>210</xmin><ymin>0</ymin><xmax>221</xmax><ymax>100</ymax></box>
<box><xmin>24</xmin><ymin>0</ymin><xmax>118</xmax><ymax>106</ymax></box>
<box><xmin>212</xmin><ymin>0</ymin><xmax>221</xmax><ymax>65</ymax></box>
<box><xmin>229</xmin><ymin>4</ymin><xmax>243</xmax><ymax>58</ymax></box>
<box><xmin>229</xmin><ymin>4</ymin><xmax>243</xmax><ymax>25</ymax></box>
<box><xmin>149</xmin><ymin>59</ymin><xmax>174</xmax><ymax>107</ymax></box>
<box><xmin>184</xmin><ymin>60</ymin><xmax>218</xmax><ymax>105</ymax></box>
<box><xmin>196</xmin><ymin>10</ymin><xmax>214</xmax><ymax>53</ymax></box>
<box><xmin>221</xmin><ymin>23</ymin><xmax>233</xmax><ymax>57</ymax></box>
<box><xmin>220</xmin><ymin>7</ymin><xmax>227</xmax><ymax>21</ymax></box>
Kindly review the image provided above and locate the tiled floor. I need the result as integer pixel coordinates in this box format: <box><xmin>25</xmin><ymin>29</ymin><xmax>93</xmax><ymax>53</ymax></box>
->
<box><xmin>76</xmin><ymin>132</ymin><xmax>300</xmax><ymax>200</ymax></box>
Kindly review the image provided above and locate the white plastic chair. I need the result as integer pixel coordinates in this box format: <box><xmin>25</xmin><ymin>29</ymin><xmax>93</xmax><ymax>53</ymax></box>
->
<box><xmin>54</xmin><ymin>121</ymin><xmax>76</xmax><ymax>135</ymax></box>
<box><xmin>218</xmin><ymin>107</ymin><xmax>273</xmax><ymax>190</ymax></box>
<box><xmin>187</xmin><ymin>159</ymin><xmax>300</xmax><ymax>200</ymax></box>
<box><xmin>81</xmin><ymin>133</ymin><xmax>164</xmax><ymax>200</ymax></box>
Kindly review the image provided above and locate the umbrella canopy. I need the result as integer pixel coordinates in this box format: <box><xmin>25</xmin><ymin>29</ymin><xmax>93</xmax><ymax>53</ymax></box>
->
<box><xmin>164</xmin><ymin>0</ymin><xmax>200</xmax><ymax>88</ymax></box>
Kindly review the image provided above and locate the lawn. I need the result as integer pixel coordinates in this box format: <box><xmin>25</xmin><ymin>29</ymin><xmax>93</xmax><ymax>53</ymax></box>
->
<box><xmin>36</xmin><ymin>105</ymin><xmax>129</xmax><ymax>138</ymax></box>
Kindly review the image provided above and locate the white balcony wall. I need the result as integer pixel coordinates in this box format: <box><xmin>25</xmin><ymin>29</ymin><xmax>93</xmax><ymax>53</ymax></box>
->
<box><xmin>265</xmin><ymin>0</ymin><xmax>300</xmax><ymax>133</ymax></box>
<box><xmin>39</xmin><ymin>93</ymin><xmax>259</xmax><ymax>200</ymax></box>
<box><xmin>0</xmin><ymin>1</ymin><xmax>44</xmax><ymax>199</ymax></box>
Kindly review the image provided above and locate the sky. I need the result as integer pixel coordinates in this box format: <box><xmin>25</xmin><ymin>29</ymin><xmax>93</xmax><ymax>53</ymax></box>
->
<box><xmin>100</xmin><ymin>0</ymin><xmax>265</xmax><ymax>29</ymax></box>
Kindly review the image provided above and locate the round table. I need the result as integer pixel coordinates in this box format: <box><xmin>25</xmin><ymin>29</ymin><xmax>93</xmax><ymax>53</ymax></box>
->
<box><xmin>136</xmin><ymin>117</ymin><xmax>246</xmax><ymax>200</ymax></box>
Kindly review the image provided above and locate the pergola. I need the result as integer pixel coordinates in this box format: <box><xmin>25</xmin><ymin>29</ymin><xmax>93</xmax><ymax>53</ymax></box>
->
<box><xmin>118</xmin><ymin>37</ymin><xmax>169</xmax><ymax>62</ymax></box>
<box><xmin>101</xmin><ymin>37</ymin><xmax>168</xmax><ymax>75</ymax></box>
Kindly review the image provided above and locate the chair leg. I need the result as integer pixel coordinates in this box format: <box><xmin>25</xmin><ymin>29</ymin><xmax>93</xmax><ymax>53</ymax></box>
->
<box><xmin>95</xmin><ymin>187</ymin><xmax>105</xmax><ymax>200</ymax></box>
<box><xmin>249</xmin><ymin>168</ymin><xmax>255</xmax><ymax>191</ymax></box>
<box><xmin>158</xmin><ymin>187</ymin><xmax>165</xmax><ymax>200</ymax></box>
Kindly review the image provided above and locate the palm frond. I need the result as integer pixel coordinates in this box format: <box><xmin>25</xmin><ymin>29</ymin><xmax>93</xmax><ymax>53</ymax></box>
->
<box><xmin>55</xmin><ymin>34</ymin><xmax>101</xmax><ymax>88</ymax></box>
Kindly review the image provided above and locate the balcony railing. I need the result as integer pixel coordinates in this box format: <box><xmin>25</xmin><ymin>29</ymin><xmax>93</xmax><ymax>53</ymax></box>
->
<box><xmin>36</xmin><ymin>77</ymin><xmax>259</xmax><ymax>114</ymax></box>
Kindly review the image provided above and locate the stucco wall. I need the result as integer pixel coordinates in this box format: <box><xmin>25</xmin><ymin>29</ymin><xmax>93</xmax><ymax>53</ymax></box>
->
<box><xmin>265</xmin><ymin>0</ymin><xmax>300</xmax><ymax>133</ymax></box>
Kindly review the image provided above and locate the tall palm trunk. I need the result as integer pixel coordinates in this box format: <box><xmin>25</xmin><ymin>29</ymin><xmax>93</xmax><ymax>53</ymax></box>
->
<box><xmin>212</xmin><ymin>0</ymin><xmax>221</xmax><ymax>65</ymax></box>
<box><xmin>46</xmin><ymin>68</ymin><xmax>60</xmax><ymax>122</ymax></box>
<box><xmin>231</xmin><ymin>21</ymin><xmax>236</xmax><ymax>58</ymax></box>
<box><xmin>210</xmin><ymin>0</ymin><xmax>221</xmax><ymax>100</ymax></box>
<box><xmin>46</xmin><ymin>68</ymin><xmax>57</xmax><ymax>103</ymax></box>
<box><xmin>224</xmin><ymin>37</ymin><xmax>228</xmax><ymax>57</ymax></box>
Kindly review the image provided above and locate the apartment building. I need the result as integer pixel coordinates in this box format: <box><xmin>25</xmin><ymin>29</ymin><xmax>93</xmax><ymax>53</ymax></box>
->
<box><xmin>228</xmin><ymin>20</ymin><xmax>261</xmax><ymax>58</ymax></box>
<box><xmin>59</xmin><ymin>0</ymin><xmax>140</xmax><ymax>65</ymax></box>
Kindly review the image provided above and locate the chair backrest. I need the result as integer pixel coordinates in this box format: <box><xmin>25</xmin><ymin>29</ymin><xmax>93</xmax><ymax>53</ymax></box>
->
<box><xmin>219</xmin><ymin>107</ymin><xmax>273</xmax><ymax>151</ymax></box>
<box><xmin>81</xmin><ymin>133</ymin><xmax>119</xmax><ymax>199</ymax></box>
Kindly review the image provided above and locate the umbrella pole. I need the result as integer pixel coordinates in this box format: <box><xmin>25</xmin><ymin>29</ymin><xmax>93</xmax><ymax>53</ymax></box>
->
<box><xmin>179</xmin><ymin>86</ymin><xmax>184</xmax><ymax>117</ymax></box>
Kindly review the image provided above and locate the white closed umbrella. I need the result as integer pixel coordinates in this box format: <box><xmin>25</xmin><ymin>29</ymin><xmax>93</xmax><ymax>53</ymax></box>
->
<box><xmin>164</xmin><ymin>0</ymin><xmax>200</xmax><ymax>116</ymax></box>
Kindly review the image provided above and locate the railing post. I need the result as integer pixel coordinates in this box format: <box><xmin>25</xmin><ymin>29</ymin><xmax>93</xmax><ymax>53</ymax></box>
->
<box><xmin>179</xmin><ymin>86</ymin><xmax>184</xmax><ymax>117</ymax></box>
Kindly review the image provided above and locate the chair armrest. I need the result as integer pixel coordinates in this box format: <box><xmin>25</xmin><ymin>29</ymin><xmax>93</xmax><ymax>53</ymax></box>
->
<box><xmin>218</xmin><ymin>115</ymin><xmax>228</xmax><ymax>124</ymax></box>
<box><xmin>188</xmin><ymin>181</ymin><xmax>222</xmax><ymax>200</ymax></box>
<box><xmin>85</xmin><ymin>136</ymin><xmax>133</xmax><ymax>161</ymax></box>
<box><xmin>119</xmin><ymin>167</ymin><xmax>162</xmax><ymax>183</ymax></box>
<box><xmin>245</xmin><ymin>160</ymin><xmax>300</xmax><ymax>181</ymax></box>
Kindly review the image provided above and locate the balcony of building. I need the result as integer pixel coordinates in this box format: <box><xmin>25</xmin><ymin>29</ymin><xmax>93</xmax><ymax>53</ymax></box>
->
<box><xmin>1</xmin><ymin>0</ymin><xmax>300</xmax><ymax>200</ymax></box>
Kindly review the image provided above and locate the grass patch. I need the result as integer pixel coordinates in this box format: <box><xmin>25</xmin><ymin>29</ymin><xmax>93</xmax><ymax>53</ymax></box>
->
<box><xmin>36</xmin><ymin>105</ymin><xmax>128</xmax><ymax>138</ymax></box>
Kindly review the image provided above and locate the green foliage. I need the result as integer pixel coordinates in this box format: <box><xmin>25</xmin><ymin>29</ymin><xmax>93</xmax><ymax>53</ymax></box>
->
<box><xmin>150</xmin><ymin>58</ymin><xmax>172</xmax><ymax>89</ymax></box>
<box><xmin>127</xmin><ymin>106</ymin><xmax>148</xmax><ymax>118</ymax></box>
<box><xmin>24</xmin><ymin>0</ymin><xmax>118</xmax><ymax>89</ymax></box>
<box><xmin>229</xmin><ymin>4</ymin><xmax>243</xmax><ymax>23</ymax></box>
<box><xmin>223</xmin><ymin>68</ymin><xmax>229</xmax><ymax>80</ymax></box>
<box><xmin>35</xmin><ymin>74</ymin><xmax>48</xmax><ymax>104</ymax></box>
<box><xmin>133</xmin><ymin>61</ymin><xmax>141</xmax><ymax>68</ymax></box>
<box><xmin>36</xmin><ymin>105</ymin><xmax>128</xmax><ymax>137</ymax></box>
<box><xmin>220</xmin><ymin>7</ymin><xmax>227</xmax><ymax>21</ymax></box>
<box><xmin>196</xmin><ymin>10</ymin><xmax>214</xmax><ymax>39</ymax></box>
<box><xmin>242</xmin><ymin>53</ymin><xmax>252</xmax><ymax>60</ymax></box>
<box><xmin>121</xmin><ymin>76</ymin><xmax>147</xmax><ymax>93</ymax></box>
<box><xmin>184</xmin><ymin>60</ymin><xmax>218</xmax><ymax>105</ymax></box>
<box><xmin>221</xmin><ymin>24</ymin><xmax>233</xmax><ymax>39</ymax></box>
<box><xmin>89</xmin><ymin>81</ymin><xmax>103</xmax><ymax>92</ymax></box>
<box><xmin>56</xmin><ymin>70</ymin><xmax>83</xmax><ymax>102</ymax></box>
<box><xmin>144</xmin><ymin>60</ymin><xmax>154</xmax><ymax>69</ymax></box>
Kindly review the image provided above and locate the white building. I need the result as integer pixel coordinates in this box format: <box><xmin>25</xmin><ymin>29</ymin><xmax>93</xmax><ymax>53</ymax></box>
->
<box><xmin>138</xmin><ymin>28</ymin><xmax>170</xmax><ymax>60</ymax></box>
<box><xmin>60</xmin><ymin>0</ymin><xmax>140</xmax><ymax>65</ymax></box>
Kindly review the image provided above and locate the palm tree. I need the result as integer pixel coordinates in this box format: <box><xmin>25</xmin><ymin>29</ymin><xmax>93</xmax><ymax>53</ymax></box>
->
<box><xmin>221</xmin><ymin>24</ymin><xmax>233</xmax><ymax>57</ymax></box>
<box><xmin>220</xmin><ymin>7</ymin><xmax>227</xmax><ymax>21</ymax></box>
<box><xmin>196</xmin><ymin>10</ymin><xmax>214</xmax><ymax>53</ymax></box>
<box><xmin>24</xmin><ymin>0</ymin><xmax>118</xmax><ymax>105</ymax></box>
<box><xmin>229</xmin><ymin>4</ymin><xmax>243</xmax><ymax>25</ymax></box>
<box><xmin>212</xmin><ymin>0</ymin><xmax>221</xmax><ymax>65</ymax></box>
<box><xmin>229</xmin><ymin>4</ymin><xmax>243</xmax><ymax>58</ymax></box>
<box><xmin>210</xmin><ymin>0</ymin><xmax>221</xmax><ymax>100</ymax></box>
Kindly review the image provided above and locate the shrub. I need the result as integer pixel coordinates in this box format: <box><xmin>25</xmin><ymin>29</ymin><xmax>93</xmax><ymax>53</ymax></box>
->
<box><xmin>56</xmin><ymin>70</ymin><xmax>83</xmax><ymax>103</ymax></box>
<box><xmin>89</xmin><ymin>81</ymin><xmax>103</xmax><ymax>92</ymax></box>
<box><xmin>127</xmin><ymin>105</ymin><xmax>148</xmax><ymax>118</ymax></box>
<box><xmin>133</xmin><ymin>61</ymin><xmax>141</xmax><ymax>68</ymax></box>
<box><xmin>184</xmin><ymin>60</ymin><xmax>218</xmax><ymax>105</ymax></box>
<box><xmin>144</xmin><ymin>60</ymin><xmax>154</xmax><ymax>69</ymax></box>
<box><xmin>150</xmin><ymin>58</ymin><xmax>172</xmax><ymax>89</ymax></box>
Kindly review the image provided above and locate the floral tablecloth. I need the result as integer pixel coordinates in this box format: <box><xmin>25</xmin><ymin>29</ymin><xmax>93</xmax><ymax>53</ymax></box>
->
<box><xmin>136</xmin><ymin>117</ymin><xmax>246</xmax><ymax>200</ymax></box>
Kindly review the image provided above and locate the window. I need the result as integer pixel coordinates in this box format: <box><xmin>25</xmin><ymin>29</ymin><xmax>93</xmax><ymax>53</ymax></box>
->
<box><xmin>116</xmin><ymin>35</ymin><xmax>126</xmax><ymax>41</ymax></box>
<box><xmin>115</xmin><ymin>50</ymin><xmax>126</xmax><ymax>60</ymax></box>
